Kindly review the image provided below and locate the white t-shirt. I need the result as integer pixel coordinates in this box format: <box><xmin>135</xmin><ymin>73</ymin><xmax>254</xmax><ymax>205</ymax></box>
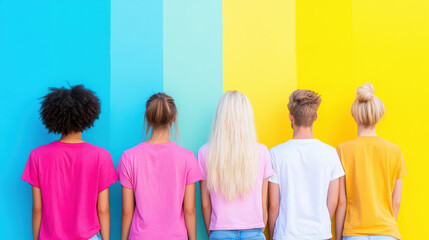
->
<box><xmin>269</xmin><ymin>139</ymin><xmax>344</xmax><ymax>240</ymax></box>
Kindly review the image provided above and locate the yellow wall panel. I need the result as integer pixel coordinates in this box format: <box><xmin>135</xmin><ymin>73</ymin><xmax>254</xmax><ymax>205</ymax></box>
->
<box><xmin>296</xmin><ymin>0</ymin><xmax>354</xmax><ymax>146</ymax></box>
<box><xmin>223</xmin><ymin>0</ymin><xmax>297</xmax><ymax>149</ymax></box>
<box><xmin>297</xmin><ymin>0</ymin><xmax>429</xmax><ymax>238</ymax></box>
<box><xmin>352</xmin><ymin>1</ymin><xmax>429</xmax><ymax>238</ymax></box>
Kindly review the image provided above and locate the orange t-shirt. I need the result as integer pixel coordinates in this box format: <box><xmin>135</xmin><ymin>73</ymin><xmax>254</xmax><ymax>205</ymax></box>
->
<box><xmin>337</xmin><ymin>136</ymin><xmax>407</xmax><ymax>239</ymax></box>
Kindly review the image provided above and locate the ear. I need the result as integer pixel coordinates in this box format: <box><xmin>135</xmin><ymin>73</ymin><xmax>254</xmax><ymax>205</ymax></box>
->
<box><xmin>314</xmin><ymin>113</ymin><xmax>318</xmax><ymax>122</ymax></box>
<box><xmin>289</xmin><ymin>113</ymin><xmax>294</xmax><ymax>123</ymax></box>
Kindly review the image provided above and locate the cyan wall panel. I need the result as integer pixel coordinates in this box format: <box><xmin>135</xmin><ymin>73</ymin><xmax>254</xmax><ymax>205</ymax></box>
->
<box><xmin>110</xmin><ymin>0</ymin><xmax>164</xmax><ymax>238</ymax></box>
<box><xmin>163</xmin><ymin>0</ymin><xmax>223</xmax><ymax>239</ymax></box>
<box><xmin>0</xmin><ymin>0</ymin><xmax>111</xmax><ymax>238</ymax></box>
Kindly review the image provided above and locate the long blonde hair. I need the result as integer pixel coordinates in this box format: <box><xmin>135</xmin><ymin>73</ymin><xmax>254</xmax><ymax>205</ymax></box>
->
<box><xmin>351</xmin><ymin>83</ymin><xmax>385</xmax><ymax>126</ymax></box>
<box><xmin>206</xmin><ymin>91</ymin><xmax>259</xmax><ymax>201</ymax></box>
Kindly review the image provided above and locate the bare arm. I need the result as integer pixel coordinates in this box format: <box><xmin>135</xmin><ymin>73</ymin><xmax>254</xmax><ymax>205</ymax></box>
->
<box><xmin>121</xmin><ymin>187</ymin><xmax>135</xmax><ymax>240</ymax></box>
<box><xmin>335</xmin><ymin>176</ymin><xmax>346</xmax><ymax>240</ymax></box>
<box><xmin>184</xmin><ymin>183</ymin><xmax>197</xmax><ymax>240</ymax></box>
<box><xmin>32</xmin><ymin>186</ymin><xmax>42</xmax><ymax>240</ymax></box>
<box><xmin>327</xmin><ymin>178</ymin><xmax>339</xmax><ymax>219</ymax></box>
<box><xmin>262</xmin><ymin>178</ymin><xmax>269</xmax><ymax>228</ymax></box>
<box><xmin>97</xmin><ymin>189</ymin><xmax>111</xmax><ymax>240</ymax></box>
<box><xmin>268</xmin><ymin>182</ymin><xmax>280</xmax><ymax>240</ymax></box>
<box><xmin>392</xmin><ymin>179</ymin><xmax>403</xmax><ymax>220</ymax></box>
<box><xmin>200</xmin><ymin>180</ymin><xmax>212</xmax><ymax>236</ymax></box>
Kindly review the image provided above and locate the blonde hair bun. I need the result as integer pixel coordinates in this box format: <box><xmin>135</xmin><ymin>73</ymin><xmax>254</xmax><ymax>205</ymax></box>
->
<box><xmin>351</xmin><ymin>83</ymin><xmax>385</xmax><ymax>126</ymax></box>
<box><xmin>356</xmin><ymin>83</ymin><xmax>375</xmax><ymax>102</ymax></box>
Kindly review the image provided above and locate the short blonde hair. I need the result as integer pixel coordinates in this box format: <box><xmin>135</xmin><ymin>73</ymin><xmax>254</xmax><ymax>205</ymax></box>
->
<box><xmin>351</xmin><ymin>83</ymin><xmax>385</xmax><ymax>126</ymax></box>
<box><xmin>288</xmin><ymin>89</ymin><xmax>321</xmax><ymax>127</ymax></box>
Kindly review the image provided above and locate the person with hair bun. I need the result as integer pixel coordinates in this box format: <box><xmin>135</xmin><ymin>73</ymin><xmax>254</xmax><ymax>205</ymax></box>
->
<box><xmin>118</xmin><ymin>93</ymin><xmax>202</xmax><ymax>240</ymax></box>
<box><xmin>336</xmin><ymin>83</ymin><xmax>407</xmax><ymax>240</ymax></box>
<box><xmin>22</xmin><ymin>85</ymin><xmax>118</xmax><ymax>240</ymax></box>
<box><xmin>268</xmin><ymin>89</ymin><xmax>344</xmax><ymax>240</ymax></box>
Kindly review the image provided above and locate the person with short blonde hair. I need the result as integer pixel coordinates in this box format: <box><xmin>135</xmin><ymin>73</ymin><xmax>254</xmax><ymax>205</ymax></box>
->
<box><xmin>198</xmin><ymin>91</ymin><xmax>274</xmax><ymax>240</ymax></box>
<box><xmin>268</xmin><ymin>89</ymin><xmax>344</xmax><ymax>240</ymax></box>
<box><xmin>287</xmin><ymin>89</ymin><xmax>321</xmax><ymax>127</ymax></box>
<box><xmin>336</xmin><ymin>83</ymin><xmax>407</xmax><ymax>240</ymax></box>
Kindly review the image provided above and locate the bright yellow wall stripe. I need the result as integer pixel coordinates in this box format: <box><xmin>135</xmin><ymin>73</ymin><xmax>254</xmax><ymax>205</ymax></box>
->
<box><xmin>225</xmin><ymin>0</ymin><xmax>429</xmax><ymax>238</ymax></box>
<box><xmin>297</xmin><ymin>0</ymin><xmax>429</xmax><ymax>238</ymax></box>
<box><xmin>223</xmin><ymin>0</ymin><xmax>297</xmax><ymax>151</ymax></box>
<box><xmin>351</xmin><ymin>1</ymin><xmax>429</xmax><ymax>238</ymax></box>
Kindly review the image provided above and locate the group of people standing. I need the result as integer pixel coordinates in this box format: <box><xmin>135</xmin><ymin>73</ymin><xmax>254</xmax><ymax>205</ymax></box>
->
<box><xmin>22</xmin><ymin>83</ymin><xmax>406</xmax><ymax>240</ymax></box>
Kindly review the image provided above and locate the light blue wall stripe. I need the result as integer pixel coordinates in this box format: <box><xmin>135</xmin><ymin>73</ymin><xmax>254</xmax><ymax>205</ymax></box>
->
<box><xmin>0</xmin><ymin>0</ymin><xmax>111</xmax><ymax>238</ymax></box>
<box><xmin>163</xmin><ymin>1</ymin><xmax>223</xmax><ymax>239</ymax></box>
<box><xmin>110</xmin><ymin>0</ymin><xmax>164</xmax><ymax>238</ymax></box>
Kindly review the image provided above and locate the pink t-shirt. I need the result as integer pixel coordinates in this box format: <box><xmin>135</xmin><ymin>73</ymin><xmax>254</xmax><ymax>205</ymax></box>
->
<box><xmin>117</xmin><ymin>142</ymin><xmax>202</xmax><ymax>240</ymax></box>
<box><xmin>197</xmin><ymin>143</ymin><xmax>274</xmax><ymax>230</ymax></box>
<box><xmin>21</xmin><ymin>141</ymin><xmax>118</xmax><ymax>240</ymax></box>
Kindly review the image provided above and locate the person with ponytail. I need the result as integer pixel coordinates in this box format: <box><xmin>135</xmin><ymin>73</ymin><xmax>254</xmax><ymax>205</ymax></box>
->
<box><xmin>118</xmin><ymin>93</ymin><xmax>202</xmax><ymax>240</ymax></box>
<box><xmin>336</xmin><ymin>83</ymin><xmax>407</xmax><ymax>240</ymax></box>
<box><xmin>198</xmin><ymin>91</ymin><xmax>274</xmax><ymax>240</ymax></box>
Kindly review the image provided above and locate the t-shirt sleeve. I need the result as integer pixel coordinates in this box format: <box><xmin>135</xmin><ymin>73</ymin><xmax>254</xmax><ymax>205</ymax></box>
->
<box><xmin>21</xmin><ymin>152</ymin><xmax>40</xmax><ymax>188</ymax></box>
<box><xmin>262</xmin><ymin>146</ymin><xmax>274</xmax><ymax>179</ymax></box>
<box><xmin>117</xmin><ymin>152</ymin><xmax>133</xmax><ymax>189</ymax></box>
<box><xmin>186</xmin><ymin>152</ymin><xmax>203</xmax><ymax>185</ymax></box>
<box><xmin>396</xmin><ymin>151</ymin><xmax>408</xmax><ymax>179</ymax></box>
<box><xmin>197</xmin><ymin>147</ymin><xmax>208</xmax><ymax>180</ymax></box>
<box><xmin>98</xmin><ymin>151</ymin><xmax>118</xmax><ymax>193</ymax></box>
<box><xmin>330</xmin><ymin>149</ymin><xmax>345</xmax><ymax>181</ymax></box>
<box><xmin>268</xmin><ymin>150</ymin><xmax>279</xmax><ymax>184</ymax></box>
<box><xmin>336</xmin><ymin>146</ymin><xmax>344</xmax><ymax>165</ymax></box>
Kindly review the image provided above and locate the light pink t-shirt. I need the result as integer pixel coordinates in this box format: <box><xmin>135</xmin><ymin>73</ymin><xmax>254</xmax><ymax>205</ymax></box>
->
<box><xmin>21</xmin><ymin>141</ymin><xmax>118</xmax><ymax>240</ymax></box>
<box><xmin>117</xmin><ymin>142</ymin><xmax>202</xmax><ymax>240</ymax></box>
<box><xmin>197</xmin><ymin>143</ymin><xmax>274</xmax><ymax>230</ymax></box>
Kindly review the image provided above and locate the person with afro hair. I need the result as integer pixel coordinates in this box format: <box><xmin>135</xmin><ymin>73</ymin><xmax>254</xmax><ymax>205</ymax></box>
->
<box><xmin>21</xmin><ymin>85</ymin><xmax>117</xmax><ymax>240</ymax></box>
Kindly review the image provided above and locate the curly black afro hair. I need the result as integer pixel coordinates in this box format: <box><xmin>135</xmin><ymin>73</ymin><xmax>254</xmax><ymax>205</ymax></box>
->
<box><xmin>39</xmin><ymin>85</ymin><xmax>101</xmax><ymax>135</ymax></box>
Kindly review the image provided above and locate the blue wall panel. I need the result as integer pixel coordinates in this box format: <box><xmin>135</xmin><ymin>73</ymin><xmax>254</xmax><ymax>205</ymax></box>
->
<box><xmin>163</xmin><ymin>0</ymin><xmax>223</xmax><ymax>239</ymax></box>
<box><xmin>110</xmin><ymin>0</ymin><xmax>164</xmax><ymax>238</ymax></box>
<box><xmin>0</xmin><ymin>0</ymin><xmax>111</xmax><ymax>238</ymax></box>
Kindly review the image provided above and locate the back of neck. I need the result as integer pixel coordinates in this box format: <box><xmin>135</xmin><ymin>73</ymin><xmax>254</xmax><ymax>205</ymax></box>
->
<box><xmin>59</xmin><ymin>132</ymin><xmax>84</xmax><ymax>143</ymax></box>
<box><xmin>293</xmin><ymin>126</ymin><xmax>314</xmax><ymax>139</ymax></box>
<box><xmin>147</xmin><ymin>128</ymin><xmax>171</xmax><ymax>144</ymax></box>
<box><xmin>357</xmin><ymin>125</ymin><xmax>377</xmax><ymax>137</ymax></box>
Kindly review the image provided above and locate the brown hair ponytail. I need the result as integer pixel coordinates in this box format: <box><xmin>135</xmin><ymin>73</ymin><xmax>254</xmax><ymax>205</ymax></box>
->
<box><xmin>144</xmin><ymin>93</ymin><xmax>178</xmax><ymax>137</ymax></box>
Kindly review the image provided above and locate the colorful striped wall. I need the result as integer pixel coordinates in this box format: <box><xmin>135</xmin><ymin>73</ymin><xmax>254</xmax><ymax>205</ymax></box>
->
<box><xmin>0</xmin><ymin>0</ymin><xmax>427</xmax><ymax>239</ymax></box>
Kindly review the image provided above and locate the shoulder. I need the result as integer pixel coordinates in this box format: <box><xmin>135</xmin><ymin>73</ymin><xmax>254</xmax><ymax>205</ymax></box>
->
<box><xmin>315</xmin><ymin>140</ymin><xmax>337</xmax><ymax>152</ymax></box>
<box><xmin>198</xmin><ymin>143</ymin><xmax>209</xmax><ymax>155</ymax></box>
<box><xmin>257</xmin><ymin>143</ymin><xmax>269</xmax><ymax>152</ymax></box>
<box><xmin>378</xmin><ymin>137</ymin><xmax>402</xmax><ymax>153</ymax></box>
<box><xmin>80</xmin><ymin>144</ymin><xmax>113</xmax><ymax>164</ymax></box>
<box><xmin>86</xmin><ymin>143</ymin><xmax>111</xmax><ymax>156</ymax></box>
<box><xmin>123</xmin><ymin>142</ymin><xmax>150</xmax><ymax>155</ymax></box>
<box><xmin>119</xmin><ymin>143</ymin><xmax>144</xmax><ymax>163</ymax></box>
<box><xmin>173</xmin><ymin>144</ymin><xmax>196</xmax><ymax>159</ymax></box>
<box><xmin>337</xmin><ymin>138</ymin><xmax>358</xmax><ymax>150</ymax></box>
<box><xmin>257</xmin><ymin>143</ymin><xmax>270</xmax><ymax>159</ymax></box>
<box><xmin>269</xmin><ymin>140</ymin><xmax>296</xmax><ymax>154</ymax></box>
<box><xmin>30</xmin><ymin>142</ymin><xmax>55</xmax><ymax>156</ymax></box>
<box><xmin>196</xmin><ymin>143</ymin><xmax>210</xmax><ymax>165</ymax></box>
